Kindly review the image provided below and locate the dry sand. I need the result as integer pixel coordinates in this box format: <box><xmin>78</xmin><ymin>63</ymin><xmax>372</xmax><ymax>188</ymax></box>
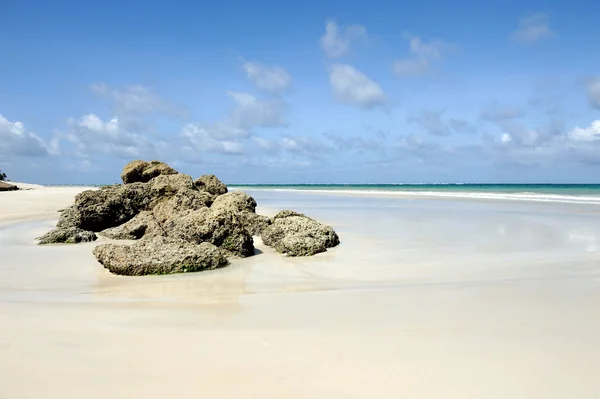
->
<box><xmin>1</xmin><ymin>186</ymin><xmax>600</xmax><ymax>398</ymax></box>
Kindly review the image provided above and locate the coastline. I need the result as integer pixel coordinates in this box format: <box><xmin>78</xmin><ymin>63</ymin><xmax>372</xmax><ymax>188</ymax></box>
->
<box><xmin>1</xmin><ymin>185</ymin><xmax>600</xmax><ymax>398</ymax></box>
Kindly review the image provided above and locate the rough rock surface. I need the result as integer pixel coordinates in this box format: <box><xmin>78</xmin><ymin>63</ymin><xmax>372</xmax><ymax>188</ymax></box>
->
<box><xmin>93</xmin><ymin>237</ymin><xmax>228</xmax><ymax>276</ymax></box>
<box><xmin>210</xmin><ymin>191</ymin><xmax>271</xmax><ymax>235</ymax></box>
<box><xmin>194</xmin><ymin>174</ymin><xmax>228</xmax><ymax>196</ymax></box>
<box><xmin>56</xmin><ymin>174</ymin><xmax>202</xmax><ymax>232</ymax></box>
<box><xmin>166</xmin><ymin>208</ymin><xmax>255</xmax><ymax>257</ymax></box>
<box><xmin>57</xmin><ymin>183</ymin><xmax>153</xmax><ymax>232</ymax></box>
<box><xmin>238</xmin><ymin>212</ymin><xmax>271</xmax><ymax>236</ymax></box>
<box><xmin>211</xmin><ymin>191</ymin><xmax>257</xmax><ymax>213</ymax></box>
<box><xmin>38</xmin><ymin>227</ymin><xmax>97</xmax><ymax>244</ymax></box>
<box><xmin>120</xmin><ymin>160</ymin><xmax>178</xmax><ymax>184</ymax></box>
<box><xmin>0</xmin><ymin>181</ymin><xmax>18</xmax><ymax>191</ymax></box>
<box><xmin>100</xmin><ymin>189</ymin><xmax>214</xmax><ymax>240</ymax></box>
<box><xmin>273</xmin><ymin>210</ymin><xmax>306</xmax><ymax>220</ymax></box>
<box><xmin>261</xmin><ymin>211</ymin><xmax>340</xmax><ymax>256</ymax></box>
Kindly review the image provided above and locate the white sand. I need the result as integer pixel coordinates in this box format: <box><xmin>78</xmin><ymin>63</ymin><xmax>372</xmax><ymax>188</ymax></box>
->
<box><xmin>1</xmin><ymin>186</ymin><xmax>600</xmax><ymax>398</ymax></box>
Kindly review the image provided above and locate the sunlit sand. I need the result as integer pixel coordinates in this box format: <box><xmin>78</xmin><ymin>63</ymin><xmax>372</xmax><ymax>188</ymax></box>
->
<box><xmin>1</xmin><ymin>186</ymin><xmax>600</xmax><ymax>398</ymax></box>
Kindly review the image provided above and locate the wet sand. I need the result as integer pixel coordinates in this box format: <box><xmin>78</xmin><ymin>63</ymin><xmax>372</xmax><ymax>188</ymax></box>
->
<box><xmin>1</xmin><ymin>187</ymin><xmax>600</xmax><ymax>398</ymax></box>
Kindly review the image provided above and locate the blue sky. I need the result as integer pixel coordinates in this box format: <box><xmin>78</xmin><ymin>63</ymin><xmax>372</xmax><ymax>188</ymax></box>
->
<box><xmin>1</xmin><ymin>0</ymin><xmax>599</xmax><ymax>184</ymax></box>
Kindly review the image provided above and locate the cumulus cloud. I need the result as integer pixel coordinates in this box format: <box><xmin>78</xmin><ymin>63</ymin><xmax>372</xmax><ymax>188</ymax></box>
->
<box><xmin>393</xmin><ymin>35</ymin><xmax>450</xmax><ymax>77</ymax></box>
<box><xmin>408</xmin><ymin>109</ymin><xmax>471</xmax><ymax>136</ymax></box>
<box><xmin>227</xmin><ymin>91</ymin><xmax>287</xmax><ymax>129</ymax></box>
<box><xmin>329</xmin><ymin>64</ymin><xmax>386</xmax><ymax>109</ymax></box>
<box><xmin>0</xmin><ymin>114</ymin><xmax>52</xmax><ymax>157</ymax></box>
<box><xmin>584</xmin><ymin>77</ymin><xmax>600</xmax><ymax>110</ymax></box>
<box><xmin>62</xmin><ymin>113</ymin><xmax>157</xmax><ymax>159</ymax></box>
<box><xmin>568</xmin><ymin>120</ymin><xmax>600</xmax><ymax>142</ymax></box>
<box><xmin>320</xmin><ymin>19</ymin><xmax>366</xmax><ymax>58</ymax></box>
<box><xmin>251</xmin><ymin>135</ymin><xmax>331</xmax><ymax>158</ymax></box>
<box><xmin>180</xmin><ymin>123</ymin><xmax>244</xmax><ymax>155</ymax></box>
<box><xmin>498</xmin><ymin>120</ymin><xmax>565</xmax><ymax>147</ymax></box>
<box><xmin>91</xmin><ymin>83</ymin><xmax>187</xmax><ymax>119</ymax></box>
<box><xmin>512</xmin><ymin>13</ymin><xmax>553</xmax><ymax>44</ymax></box>
<box><xmin>480</xmin><ymin>101</ymin><xmax>525</xmax><ymax>122</ymax></box>
<box><xmin>242</xmin><ymin>61</ymin><xmax>291</xmax><ymax>92</ymax></box>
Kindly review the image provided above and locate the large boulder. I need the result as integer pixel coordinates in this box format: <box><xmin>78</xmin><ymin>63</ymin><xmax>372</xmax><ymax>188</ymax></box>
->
<box><xmin>261</xmin><ymin>211</ymin><xmax>340</xmax><ymax>256</ymax></box>
<box><xmin>194</xmin><ymin>174</ymin><xmax>228</xmax><ymax>196</ymax></box>
<box><xmin>93</xmin><ymin>237</ymin><xmax>228</xmax><ymax>276</ymax></box>
<box><xmin>100</xmin><ymin>189</ymin><xmax>213</xmax><ymax>240</ymax></box>
<box><xmin>57</xmin><ymin>183</ymin><xmax>153</xmax><ymax>232</ymax></box>
<box><xmin>165</xmin><ymin>208</ymin><xmax>255</xmax><ymax>257</ymax></box>
<box><xmin>121</xmin><ymin>160</ymin><xmax>178</xmax><ymax>184</ymax></box>
<box><xmin>38</xmin><ymin>227</ymin><xmax>97</xmax><ymax>244</ymax></box>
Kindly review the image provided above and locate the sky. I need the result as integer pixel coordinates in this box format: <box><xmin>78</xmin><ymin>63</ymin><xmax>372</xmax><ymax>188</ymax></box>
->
<box><xmin>1</xmin><ymin>0</ymin><xmax>599</xmax><ymax>184</ymax></box>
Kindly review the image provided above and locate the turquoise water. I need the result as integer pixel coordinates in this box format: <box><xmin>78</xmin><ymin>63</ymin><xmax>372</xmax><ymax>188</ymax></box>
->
<box><xmin>47</xmin><ymin>183</ymin><xmax>600</xmax><ymax>205</ymax></box>
<box><xmin>228</xmin><ymin>184</ymin><xmax>600</xmax><ymax>205</ymax></box>
<box><xmin>229</xmin><ymin>184</ymin><xmax>600</xmax><ymax>196</ymax></box>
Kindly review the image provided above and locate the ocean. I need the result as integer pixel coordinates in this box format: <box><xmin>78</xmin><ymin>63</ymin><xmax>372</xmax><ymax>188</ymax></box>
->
<box><xmin>228</xmin><ymin>184</ymin><xmax>600</xmax><ymax>205</ymax></box>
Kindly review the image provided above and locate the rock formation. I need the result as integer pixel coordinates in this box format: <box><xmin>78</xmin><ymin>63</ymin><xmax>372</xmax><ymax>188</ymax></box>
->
<box><xmin>38</xmin><ymin>160</ymin><xmax>341</xmax><ymax>275</ymax></box>
<box><xmin>261</xmin><ymin>210</ymin><xmax>340</xmax><ymax>256</ymax></box>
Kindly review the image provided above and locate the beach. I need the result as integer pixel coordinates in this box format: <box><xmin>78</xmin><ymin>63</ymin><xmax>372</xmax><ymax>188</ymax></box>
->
<box><xmin>1</xmin><ymin>186</ymin><xmax>600</xmax><ymax>398</ymax></box>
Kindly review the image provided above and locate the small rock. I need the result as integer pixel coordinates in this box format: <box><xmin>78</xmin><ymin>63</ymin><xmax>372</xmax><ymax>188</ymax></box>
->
<box><xmin>194</xmin><ymin>174</ymin><xmax>228</xmax><ymax>196</ymax></box>
<box><xmin>38</xmin><ymin>227</ymin><xmax>97</xmax><ymax>244</ymax></box>
<box><xmin>261</xmin><ymin>212</ymin><xmax>340</xmax><ymax>256</ymax></box>
<box><xmin>121</xmin><ymin>160</ymin><xmax>178</xmax><ymax>184</ymax></box>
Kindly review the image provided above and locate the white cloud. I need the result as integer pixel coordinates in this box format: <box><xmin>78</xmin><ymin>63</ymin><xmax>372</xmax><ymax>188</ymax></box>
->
<box><xmin>63</xmin><ymin>113</ymin><xmax>154</xmax><ymax>159</ymax></box>
<box><xmin>320</xmin><ymin>20</ymin><xmax>366</xmax><ymax>58</ymax></box>
<box><xmin>512</xmin><ymin>13</ymin><xmax>553</xmax><ymax>44</ymax></box>
<box><xmin>585</xmin><ymin>77</ymin><xmax>600</xmax><ymax>110</ymax></box>
<box><xmin>568</xmin><ymin>120</ymin><xmax>600</xmax><ymax>142</ymax></box>
<box><xmin>0</xmin><ymin>114</ymin><xmax>52</xmax><ymax>157</ymax></box>
<box><xmin>250</xmin><ymin>135</ymin><xmax>331</xmax><ymax>157</ymax></box>
<box><xmin>393</xmin><ymin>35</ymin><xmax>449</xmax><ymax>77</ymax></box>
<box><xmin>242</xmin><ymin>61</ymin><xmax>291</xmax><ymax>92</ymax></box>
<box><xmin>227</xmin><ymin>91</ymin><xmax>287</xmax><ymax>129</ymax></box>
<box><xmin>180</xmin><ymin>123</ymin><xmax>244</xmax><ymax>155</ymax></box>
<box><xmin>91</xmin><ymin>83</ymin><xmax>187</xmax><ymax>118</ymax></box>
<box><xmin>498</xmin><ymin>121</ymin><xmax>564</xmax><ymax>147</ymax></box>
<box><xmin>329</xmin><ymin>64</ymin><xmax>385</xmax><ymax>109</ymax></box>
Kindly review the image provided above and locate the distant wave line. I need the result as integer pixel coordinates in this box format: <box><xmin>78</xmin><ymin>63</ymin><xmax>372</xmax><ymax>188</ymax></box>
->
<box><xmin>244</xmin><ymin>188</ymin><xmax>600</xmax><ymax>205</ymax></box>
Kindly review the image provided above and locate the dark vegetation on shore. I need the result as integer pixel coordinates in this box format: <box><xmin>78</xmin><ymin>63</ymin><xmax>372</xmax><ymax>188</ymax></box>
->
<box><xmin>0</xmin><ymin>169</ymin><xmax>18</xmax><ymax>191</ymax></box>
